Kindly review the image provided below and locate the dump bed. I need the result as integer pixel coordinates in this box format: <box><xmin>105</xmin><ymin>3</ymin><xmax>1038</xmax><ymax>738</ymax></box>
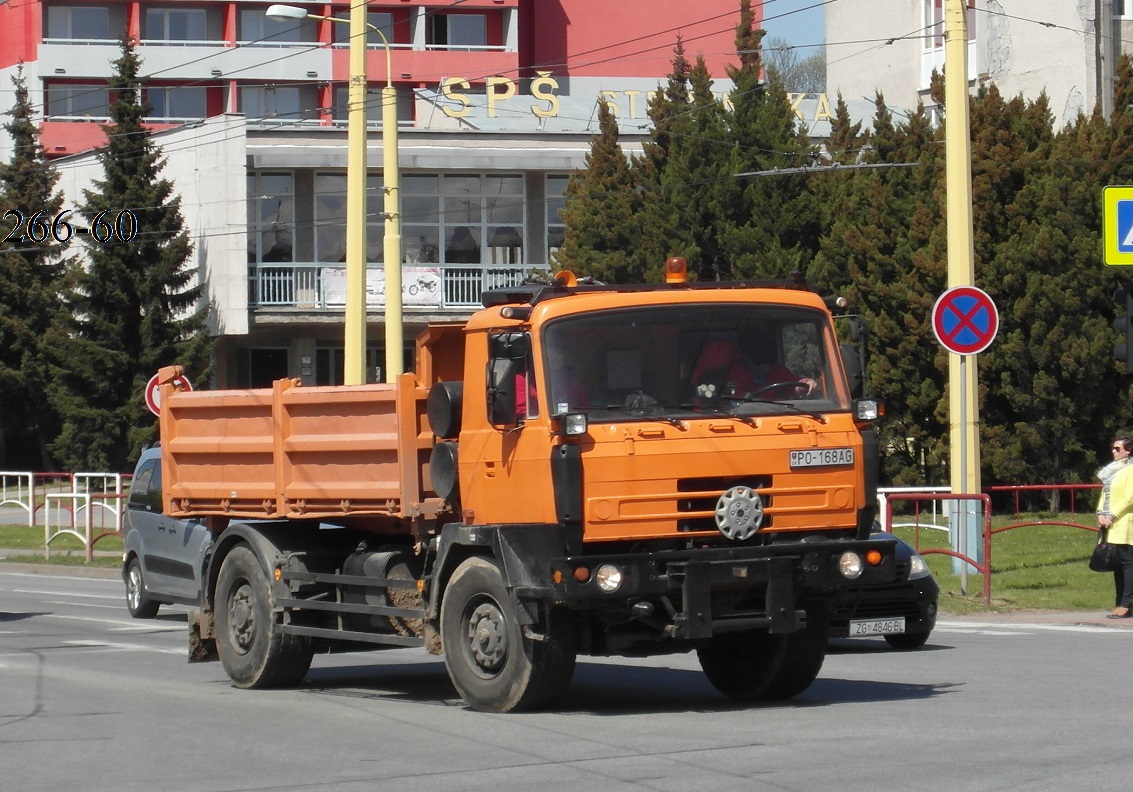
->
<box><xmin>156</xmin><ymin>367</ymin><xmax>439</xmax><ymax>522</ymax></box>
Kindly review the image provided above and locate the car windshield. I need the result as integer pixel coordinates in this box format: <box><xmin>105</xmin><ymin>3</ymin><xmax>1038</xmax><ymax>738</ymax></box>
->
<box><xmin>540</xmin><ymin>303</ymin><xmax>849</xmax><ymax>422</ymax></box>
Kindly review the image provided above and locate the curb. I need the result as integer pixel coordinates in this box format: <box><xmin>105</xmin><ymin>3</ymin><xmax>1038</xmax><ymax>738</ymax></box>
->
<box><xmin>0</xmin><ymin>560</ymin><xmax>121</xmax><ymax>580</ymax></box>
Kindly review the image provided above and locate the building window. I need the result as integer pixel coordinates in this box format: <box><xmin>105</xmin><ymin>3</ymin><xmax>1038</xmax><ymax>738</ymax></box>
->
<box><xmin>45</xmin><ymin>5</ymin><xmax>115</xmax><ymax>40</ymax></box>
<box><xmin>248</xmin><ymin>172</ymin><xmax>295</xmax><ymax>264</ymax></box>
<box><xmin>427</xmin><ymin>13</ymin><xmax>487</xmax><ymax>49</ymax></box>
<box><xmin>546</xmin><ymin>175</ymin><xmax>569</xmax><ymax>265</ymax></box>
<box><xmin>402</xmin><ymin>174</ymin><xmax>441</xmax><ymax>265</ymax></box>
<box><xmin>1119</xmin><ymin>0</ymin><xmax>1133</xmax><ymax>20</ymax></box>
<box><xmin>146</xmin><ymin>86</ymin><xmax>208</xmax><ymax>120</ymax></box>
<box><xmin>330</xmin><ymin>84</ymin><xmax>410</xmax><ymax>126</ymax></box>
<box><xmin>142</xmin><ymin>8</ymin><xmax>209</xmax><ymax>42</ymax></box>
<box><xmin>924</xmin><ymin>0</ymin><xmax>975</xmax><ymax>50</ymax></box>
<box><xmin>314</xmin><ymin>171</ymin><xmax>387</xmax><ymax>263</ymax></box>
<box><xmin>238</xmin><ymin>9</ymin><xmax>316</xmax><ymax>44</ymax></box>
<box><xmin>45</xmin><ymin>84</ymin><xmax>110</xmax><ymax>119</ymax></box>
<box><xmin>331</xmin><ymin>11</ymin><xmax>395</xmax><ymax>46</ymax></box>
<box><xmin>239</xmin><ymin>85</ymin><xmax>316</xmax><ymax>123</ymax></box>
<box><xmin>401</xmin><ymin>173</ymin><xmax>525</xmax><ymax>265</ymax></box>
<box><xmin>922</xmin><ymin>0</ymin><xmax>976</xmax><ymax>89</ymax></box>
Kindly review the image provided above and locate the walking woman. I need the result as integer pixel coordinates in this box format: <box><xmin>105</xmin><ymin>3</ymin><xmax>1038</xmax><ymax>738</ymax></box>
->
<box><xmin>1102</xmin><ymin>437</ymin><xmax>1133</xmax><ymax>618</ymax></box>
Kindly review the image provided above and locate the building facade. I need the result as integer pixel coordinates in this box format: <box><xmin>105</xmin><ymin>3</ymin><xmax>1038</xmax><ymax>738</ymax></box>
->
<box><xmin>0</xmin><ymin>1</ymin><xmax>751</xmax><ymax>387</ymax></box>
<box><xmin>826</xmin><ymin>1</ymin><xmax>1133</xmax><ymax>128</ymax></box>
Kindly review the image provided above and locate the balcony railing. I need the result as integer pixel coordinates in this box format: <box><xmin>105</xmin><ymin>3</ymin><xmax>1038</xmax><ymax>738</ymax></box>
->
<box><xmin>248</xmin><ymin>262</ymin><xmax>548</xmax><ymax>310</ymax></box>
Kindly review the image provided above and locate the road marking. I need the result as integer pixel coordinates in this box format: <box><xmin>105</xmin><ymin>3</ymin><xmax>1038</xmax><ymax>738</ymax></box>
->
<box><xmin>63</xmin><ymin>640</ymin><xmax>184</xmax><ymax>656</ymax></box>
<box><xmin>936</xmin><ymin>620</ymin><xmax>1128</xmax><ymax>635</ymax></box>
<box><xmin>10</xmin><ymin>588</ymin><xmax>120</xmax><ymax>602</ymax></box>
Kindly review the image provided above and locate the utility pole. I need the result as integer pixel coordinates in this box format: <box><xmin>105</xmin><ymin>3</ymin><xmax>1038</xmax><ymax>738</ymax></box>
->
<box><xmin>944</xmin><ymin>0</ymin><xmax>980</xmax><ymax>588</ymax></box>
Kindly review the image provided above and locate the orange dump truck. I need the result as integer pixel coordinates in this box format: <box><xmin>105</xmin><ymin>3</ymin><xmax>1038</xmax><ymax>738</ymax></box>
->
<box><xmin>158</xmin><ymin>262</ymin><xmax>895</xmax><ymax>712</ymax></box>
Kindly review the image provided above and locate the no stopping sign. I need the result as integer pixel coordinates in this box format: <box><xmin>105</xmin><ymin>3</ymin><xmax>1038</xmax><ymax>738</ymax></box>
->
<box><xmin>932</xmin><ymin>286</ymin><xmax>999</xmax><ymax>356</ymax></box>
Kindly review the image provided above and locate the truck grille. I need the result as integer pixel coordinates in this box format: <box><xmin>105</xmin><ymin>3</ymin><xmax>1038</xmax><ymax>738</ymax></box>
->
<box><xmin>676</xmin><ymin>475</ymin><xmax>773</xmax><ymax>532</ymax></box>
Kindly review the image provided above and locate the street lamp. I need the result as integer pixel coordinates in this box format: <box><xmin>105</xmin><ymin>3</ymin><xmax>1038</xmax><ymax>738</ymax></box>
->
<box><xmin>266</xmin><ymin>4</ymin><xmax>402</xmax><ymax>386</ymax></box>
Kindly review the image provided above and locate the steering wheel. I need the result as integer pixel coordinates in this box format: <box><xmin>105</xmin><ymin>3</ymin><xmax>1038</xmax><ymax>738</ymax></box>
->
<box><xmin>747</xmin><ymin>380</ymin><xmax>810</xmax><ymax>398</ymax></box>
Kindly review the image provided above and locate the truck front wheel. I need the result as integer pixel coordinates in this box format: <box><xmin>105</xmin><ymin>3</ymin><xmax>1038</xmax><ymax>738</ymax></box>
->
<box><xmin>697</xmin><ymin>616</ymin><xmax>827</xmax><ymax>701</ymax></box>
<box><xmin>215</xmin><ymin>546</ymin><xmax>313</xmax><ymax>688</ymax></box>
<box><xmin>440</xmin><ymin>556</ymin><xmax>575</xmax><ymax>712</ymax></box>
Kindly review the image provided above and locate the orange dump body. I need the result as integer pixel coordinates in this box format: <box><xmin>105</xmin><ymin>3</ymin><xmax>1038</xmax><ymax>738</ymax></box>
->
<box><xmin>158</xmin><ymin>368</ymin><xmax>440</xmax><ymax>525</ymax></box>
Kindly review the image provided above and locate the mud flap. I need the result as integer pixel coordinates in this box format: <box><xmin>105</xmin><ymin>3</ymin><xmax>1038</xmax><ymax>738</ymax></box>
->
<box><xmin>188</xmin><ymin>606</ymin><xmax>218</xmax><ymax>663</ymax></box>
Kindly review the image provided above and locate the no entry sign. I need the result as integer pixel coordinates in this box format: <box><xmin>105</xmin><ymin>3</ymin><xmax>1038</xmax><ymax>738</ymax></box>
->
<box><xmin>932</xmin><ymin>286</ymin><xmax>999</xmax><ymax>356</ymax></box>
<box><xmin>145</xmin><ymin>372</ymin><xmax>192</xmax><ymax>416</ymax></box>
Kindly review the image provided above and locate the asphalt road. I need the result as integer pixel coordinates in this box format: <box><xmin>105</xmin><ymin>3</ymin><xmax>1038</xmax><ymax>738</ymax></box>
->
<box><xmin>3</xmin><ymin>568</ymin><xmax>1132</xmax><ymax>792</ymax></box>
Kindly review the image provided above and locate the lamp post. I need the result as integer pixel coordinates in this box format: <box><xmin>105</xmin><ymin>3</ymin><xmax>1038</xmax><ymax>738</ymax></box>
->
<box><xmin>266</xmin><ymin>4</ymin><xmax>402</xmax><ymax>386</ymax></box>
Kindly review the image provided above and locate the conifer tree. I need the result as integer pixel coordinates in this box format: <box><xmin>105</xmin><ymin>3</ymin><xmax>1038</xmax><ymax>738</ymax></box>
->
<box><xmin>46</xmin><ymin>39</ymin><xmax>211</xmax><ymax>471</ymax></box>
<box><xmin>0</xmin><ymin>65</ymin><xmax>72</xmax><ymax>469</ymax></box>
<box><xmin>633</xmin><ymin>38</ymin><xmax>698</xmax><ymax>276</ymax></box>
<box><xmin>720</xmin><ymin>0</ymin><xmax>818</xmax><ymax>279</ymax></box>
<box><xmin>555</xmin><ymin>99</ymin><xmax>643</xmax><ymax>282</ymax></box>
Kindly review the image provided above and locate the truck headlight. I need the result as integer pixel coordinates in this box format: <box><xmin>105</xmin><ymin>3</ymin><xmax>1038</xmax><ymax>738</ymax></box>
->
<box><xmin>838</xmin><ymin>551</ymin><xmax>864</xmax><ymax>579</ymax></box>
<box><xmin>594</xmin><ymin>564</ymin><xmax>623</xmax><ymax>593</ymax></box>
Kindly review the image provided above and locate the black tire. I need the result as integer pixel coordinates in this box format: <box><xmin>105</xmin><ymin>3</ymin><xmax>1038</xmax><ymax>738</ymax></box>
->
<box><xmin>440</xmin><ymin>557</ymin><xmax>575</xmax><ymax>712</ymax></box>
<box><xmin>214</xmin><ymin>546</ymin><xmax>313</xmax><ymax>688</ymax></box>
<box><xmin>125</xmin><ymin>557</ymin><xmax>160</xmax><ymax>619</ymax></box>
<box><xmin>884</xmin><ymin>631</ymin><xmax>931</xmax><ymax>650</ymax></box>
<box><xmin>697</xmin><ymin>616</ymin><xmax>827</xmax><ymax>701</ymax></box>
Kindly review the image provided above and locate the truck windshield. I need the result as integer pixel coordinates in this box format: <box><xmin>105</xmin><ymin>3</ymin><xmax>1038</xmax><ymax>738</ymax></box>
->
<box><xmin>541</xmin><ymin>303</ymin><xmax>849</xmax><ymax>421</ymax></box>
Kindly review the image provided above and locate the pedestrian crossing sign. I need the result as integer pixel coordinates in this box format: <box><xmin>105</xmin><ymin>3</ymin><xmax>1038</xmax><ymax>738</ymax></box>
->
<box><xmin>1103</xmin><ymin>186</ymin><xmax>1133</xmax><ymax>265</ymax></box>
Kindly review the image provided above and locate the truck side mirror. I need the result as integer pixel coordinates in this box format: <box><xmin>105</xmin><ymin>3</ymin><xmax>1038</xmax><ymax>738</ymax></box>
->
<box><xmin>841</xmin><ymin>343</ymin><xmax>864</xmax><ymax>398</ymax></box>
<box><xmin>489</xmin><ymin>331</ymin><xmax>530</xmax><ymax>360</ymax></box>
<box><xmin>487</xmin><ymin>357</ymin><xmax>523</xmax><ymax>426</ymax></box>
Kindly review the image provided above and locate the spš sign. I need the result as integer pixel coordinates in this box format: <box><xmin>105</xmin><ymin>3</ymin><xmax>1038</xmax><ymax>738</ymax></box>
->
<box><xmin>144</xmin><ymin>372</ymin><xmax>192</xmax><ymax>417</ymax></box>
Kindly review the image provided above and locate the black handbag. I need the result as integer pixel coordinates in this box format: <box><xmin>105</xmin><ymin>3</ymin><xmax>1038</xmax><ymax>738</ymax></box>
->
<box><xmin>1090</xmin><ymin>530</ymin><xmax>1122</xmax><ymax>572</ymax></box>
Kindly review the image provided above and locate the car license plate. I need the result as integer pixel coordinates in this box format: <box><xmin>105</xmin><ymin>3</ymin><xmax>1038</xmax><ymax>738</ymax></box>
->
<box><xmin>849</xmin><ymin>617</ymin><xmax>906</xmax><ymax>637</ymax></box>
<box><xmin>789</xmin><ymin>447</ymin><xmax>854</xmax><ymax>468</ymax></box>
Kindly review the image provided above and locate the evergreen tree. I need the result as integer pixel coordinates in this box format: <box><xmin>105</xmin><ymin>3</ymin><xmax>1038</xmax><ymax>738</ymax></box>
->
<box><xmin>555</xmin><ymin>98</ymin><xmax>643</xmax><ymax>282</ymax></box>
<box><xmin>633</xmin><ymin>38</ymin><xmax>698</xmax><ymax>276</ymax></box>
<box><xmin>46</xmin><ymin>38</ymin><xmax>211</xmax><ymax>471</ymax></box>
<box><xmin>646</xmin><ymin>55</ymin><xmax>737</xmax><ymax>281</ymax></box>
<box><xmin>0</xmin><ymin>65</ymin><xmax>72</xmax><ymax>469</ymax></box>
<box><xmin>812</xmin><ymin>95</ymin><xmax>949</xmax><ymax>484</ymax></box>
<box><xmin>720</xmin><ymin>0</ymin><xmax>818</xmax><ymax>279</ymax></box>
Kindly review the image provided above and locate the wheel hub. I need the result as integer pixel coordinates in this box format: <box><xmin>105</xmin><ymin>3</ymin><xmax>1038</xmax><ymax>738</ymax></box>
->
<box><xmin>466</xmin><ymin>602</ymin><xmax>507</xmax><ymax>673</ymax></box>
<box><xmin>229</xmin><ymin>584</ymin><xmax>256</xmax><ymax>652</ymax></box>
<box><xmin>128</xmin><ymin>567</ymin><xmax>141</xmax><ymax>608</ymax></box>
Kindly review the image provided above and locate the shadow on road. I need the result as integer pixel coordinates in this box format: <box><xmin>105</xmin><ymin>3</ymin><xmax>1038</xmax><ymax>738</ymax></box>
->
<box><xmin>299</xmin><ymin>655</ymin><xmax>956</xmax><ymax>714</ymax></box>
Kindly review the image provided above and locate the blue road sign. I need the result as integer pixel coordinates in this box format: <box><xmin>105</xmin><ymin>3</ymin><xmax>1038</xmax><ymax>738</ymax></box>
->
<box><xmin>932</xmin><ymin>286</ymin><xmax>999</xmax><ymax>356</ymax></box>
<box><xmin>1103</xmin><ymin>185</ymin><xmax>1133</xmax><ymax>265</ymax></box>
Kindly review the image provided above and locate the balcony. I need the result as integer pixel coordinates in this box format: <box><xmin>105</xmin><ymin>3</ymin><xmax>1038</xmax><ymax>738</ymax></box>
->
<box><xmin>248</xmin><ymin>262</ymin><xmax>548</xmax><ymax>311</ymax></box>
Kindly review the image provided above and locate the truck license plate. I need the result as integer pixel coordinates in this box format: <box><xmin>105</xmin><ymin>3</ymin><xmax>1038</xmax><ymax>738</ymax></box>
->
<box><xmin>789</xmin><ymin>447</ymin><xmax>854</xmax><ymax>468</ymax></box>
<box><xmin>849</xmin><ymin>617</ymin><xmax>906</xmax><ymax>637</ymax></box>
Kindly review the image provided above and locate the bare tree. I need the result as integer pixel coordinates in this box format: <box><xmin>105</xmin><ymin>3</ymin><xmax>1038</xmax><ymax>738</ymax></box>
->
<box><xmin>763</xmin><ymin>36</ymin><xmax>826</xmax><ymax>93</ymax></box>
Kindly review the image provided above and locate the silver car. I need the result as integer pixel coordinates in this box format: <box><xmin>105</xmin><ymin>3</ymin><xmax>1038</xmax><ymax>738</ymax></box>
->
<box><xmin>121</xmin><ymin>445</ymin><xmax>211</xmax><ymax>618</ymax></box>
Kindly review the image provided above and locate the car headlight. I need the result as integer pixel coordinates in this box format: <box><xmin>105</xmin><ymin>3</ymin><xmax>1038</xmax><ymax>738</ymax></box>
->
<box><xmin>907</xmin><ymin>551</ymin><xmax>931</xmax><ymax>580</ymax></box>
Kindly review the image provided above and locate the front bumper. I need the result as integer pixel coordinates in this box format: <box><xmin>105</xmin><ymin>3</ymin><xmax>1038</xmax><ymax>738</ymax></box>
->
<box><xmin>827</xmin><ymin>574</ymin><xmax>940</xmax><ymax>638</ymax></box>
<box><xmin>550</xmin><ymin>538</ymin><xmax>899</xmax><ymax>640</ymax></box>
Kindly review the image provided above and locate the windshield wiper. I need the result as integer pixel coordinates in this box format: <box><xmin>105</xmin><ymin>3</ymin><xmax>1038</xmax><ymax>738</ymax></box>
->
<box><xmin>729</xmin><ymin>397</ymin><xmax>828</xmax><ymax>423</ymax></box>
<box><xmin>677</xmin><ymin>403</ymin><xmax>757</xmax><ymax>427</ymax></box>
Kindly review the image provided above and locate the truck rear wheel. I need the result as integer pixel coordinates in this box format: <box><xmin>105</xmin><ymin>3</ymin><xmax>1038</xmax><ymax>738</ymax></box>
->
<box><xmin>697</xmin><ymin>617</ymin><xmax>826</xmax><ymax>701</ymax></box>
<box><xmin>215</xmin><ymin>546</ymin><xmax>313</xmax><ymax>688</ymax></box>
<box><xmin>440</xmin><ymin>556</ymin><xmax>575</xmax><ymax>712</ymax></box>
